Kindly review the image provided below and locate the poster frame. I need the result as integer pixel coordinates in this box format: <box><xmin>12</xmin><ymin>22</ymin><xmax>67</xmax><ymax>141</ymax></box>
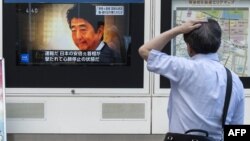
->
<box><xmin>0</xmin><ymin>58</ymin><xmax>7</xmax><ymax>141</ymax></box>
<box><xmin>155</xmin><ymin>0</ymin><xmax>250</xmax><ymax>95</ymax></box>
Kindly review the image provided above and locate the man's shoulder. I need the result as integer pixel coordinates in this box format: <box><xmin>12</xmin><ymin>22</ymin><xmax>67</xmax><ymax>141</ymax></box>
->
<box><xmin>101</xmin><ymin>43</ymin><xmax>113</xmax><ymax>52</ymax></box>
<box><xmin>230</xmin><ymin>71</ymin><xmax>244</xmax><ymax>98</ymax></box>
<box><xmin>100</xmin><ymin>43</ymin><xmax>120</xmax><ymax>57</ymax></box>
<box><xmin>231</xmin><ymin>71</ymin><xmax>243</xmax><ymax>86</ymax></box>
<box><xmin>99</xmin><ymin>42</ymin><xmax>122</xmax><ymax>63</ymax></box>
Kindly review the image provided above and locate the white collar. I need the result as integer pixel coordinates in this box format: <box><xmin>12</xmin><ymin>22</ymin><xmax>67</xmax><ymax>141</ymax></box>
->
<box><xmin>96</xmin><ymin>41</ymin><xmax>105</xmax><ymax>50</ymax></box>
<box><xmin>191</xmin><ymin>53</ymin><xmax>219</xmax><ymax>62</ymax></box>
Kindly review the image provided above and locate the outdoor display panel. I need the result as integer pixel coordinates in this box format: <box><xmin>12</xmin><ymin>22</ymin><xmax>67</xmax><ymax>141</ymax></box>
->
<box><xmin>0</xmin><ymin>59</ymin><xmax>7</xmax><ymax>141</ymax></box>
<box><xmin>3</xmin><ymin>0</ymin><xmax>145</xmax><ymax>90</ymax></box>
<box><xmin>160</xmin><ymin>0</ymin><xmax>250</xmax><ymax>89</ymax></box>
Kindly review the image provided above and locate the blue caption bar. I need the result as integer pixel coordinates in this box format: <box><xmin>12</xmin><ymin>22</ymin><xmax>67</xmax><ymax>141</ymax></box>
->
<box><xmin>4</xmin><ymin>0</ymin><xmax>144</xmax><ymax>3</ymax></box>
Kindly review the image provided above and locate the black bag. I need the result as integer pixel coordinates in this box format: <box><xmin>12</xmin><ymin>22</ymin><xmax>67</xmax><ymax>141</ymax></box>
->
<box><xmin>164</xmin><ymin>68</ymin><xmax>232</xmax><ymax>141</ymax></box>
<box><xmin>164</xmin><ymin>129</ymin><xmax>215</xmax><ymax>141</ymax></box>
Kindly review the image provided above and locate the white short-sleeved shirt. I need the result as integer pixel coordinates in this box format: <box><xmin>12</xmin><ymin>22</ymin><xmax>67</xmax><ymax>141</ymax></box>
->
<box><xmin>147</xmin><ymin>49</ymin><xmax>244</xmax><ymax>141</ymax></box>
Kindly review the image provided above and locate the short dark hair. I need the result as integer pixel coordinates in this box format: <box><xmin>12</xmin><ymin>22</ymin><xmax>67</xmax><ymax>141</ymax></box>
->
<box><xmin>66</xmin><ymin>4</ymin><xmax>104</xmax><ymax>32</ymax></box>
<box><xmin>183</xmin><ymin>18</ymin><xmax>222</xmax><ymax>54</ymax></box>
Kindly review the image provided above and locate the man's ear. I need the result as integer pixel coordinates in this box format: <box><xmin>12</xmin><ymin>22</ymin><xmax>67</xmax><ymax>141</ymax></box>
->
<box><xmin>186</xmin><ymin>43</ymin><xmax>192</xmax><ymax>56</ymax></box>
<box><xmin>187</xmin><ymin>45</ymin><xmax>196</xmax><ymax>57</ymax></box>
<box><xmin>97</xmin><ymin>25</ymin><xmax>104</xmax><ymax>38</ymax></box>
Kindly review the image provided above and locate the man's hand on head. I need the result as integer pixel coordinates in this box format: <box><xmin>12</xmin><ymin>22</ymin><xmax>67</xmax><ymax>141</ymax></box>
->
<box><xmin>176</xmin><ymin>19</ymin><xmax>207</xmax><ymax>34</ymax></box>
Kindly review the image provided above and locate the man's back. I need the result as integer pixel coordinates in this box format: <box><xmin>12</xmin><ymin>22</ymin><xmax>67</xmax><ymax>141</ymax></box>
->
<box><xmin>139</xmin><ymin>19</ymin><xmax>244</xmax><ymax>141</ymax></box>
<box><xmin>147</xmin><ymin>50</ymin><xmax>244</xmax><ymax>140</ymax></box>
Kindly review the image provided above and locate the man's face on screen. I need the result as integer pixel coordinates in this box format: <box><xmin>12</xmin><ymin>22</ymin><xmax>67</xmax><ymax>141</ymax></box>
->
<box><xmin>70</xmin><ymin>18</ymin><xmax>103</xmax><ymax>50</ymax></box>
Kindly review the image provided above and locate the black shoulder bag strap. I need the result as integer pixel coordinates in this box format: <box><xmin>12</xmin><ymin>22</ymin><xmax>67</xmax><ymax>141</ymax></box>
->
<box><xmin>222</xmin><ymin>67</ymin><xmax>232</xmax><ymax>128</ymax></box>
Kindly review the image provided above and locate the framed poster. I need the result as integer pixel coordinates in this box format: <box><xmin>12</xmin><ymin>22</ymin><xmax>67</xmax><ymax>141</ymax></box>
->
<box><xmin>3</xmin><ymin>0</ymin><xmax>148</xmax><ymax>95</ymax></box>
<box><xmin>0</xmin><ymin>59</ymin><xmax>7</xmax><ymax>141</ymax></box>
<box><xmin>156</xmin><ymin>0</ymin><xmax>250</xmax><ymax>94</ymax></box>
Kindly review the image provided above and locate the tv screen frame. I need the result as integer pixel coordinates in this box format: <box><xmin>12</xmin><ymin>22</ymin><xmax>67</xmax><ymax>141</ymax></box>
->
<box><xmin>0</xmin><ymin>59</ymin><xmax>7</xmax><ymax>141</ymax></box>
<box><xmin>3</xmin><ymin>0</ymin><xmax>150</xmax><ymax>96</ymax></box>
<box><xmin>155</xmin><ymin>0</ymin><xmax>250</xmax><ymax>95</ymax></box>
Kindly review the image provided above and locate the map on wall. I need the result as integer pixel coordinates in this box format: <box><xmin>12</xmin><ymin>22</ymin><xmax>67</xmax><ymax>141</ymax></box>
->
<box><xmin>174</xmin><ymin>8</ymin><xmax>249</xmax><ymax>77</ymax></box>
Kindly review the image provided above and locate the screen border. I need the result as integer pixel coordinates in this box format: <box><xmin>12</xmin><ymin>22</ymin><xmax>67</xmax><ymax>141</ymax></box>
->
<box><xmin>3</xmin><ymin>1</ymin><xmax>150</xmax><ymax>96</ymax></box>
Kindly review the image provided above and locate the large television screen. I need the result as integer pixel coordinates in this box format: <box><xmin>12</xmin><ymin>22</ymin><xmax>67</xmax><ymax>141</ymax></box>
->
<box><xmin>160</xmin><ymin>0</ymin><xmax>250</xmax><ymax>89</ymax></box>
<box><xmin>3</xmin><ymin>0</ymin><xmax>145</xmax><ymax>89</ymax></box>
<box><xmin>14</xmin><ymin>3</ymin><xmax>132</xmax><ymax>65</ymax></box>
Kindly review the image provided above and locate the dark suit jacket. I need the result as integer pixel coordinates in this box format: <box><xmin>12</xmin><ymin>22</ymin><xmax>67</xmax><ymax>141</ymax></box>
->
<box><xmin>99</xmin><ymin>43</ymin><xmax>122</xmax><ymax>64</ymax></box>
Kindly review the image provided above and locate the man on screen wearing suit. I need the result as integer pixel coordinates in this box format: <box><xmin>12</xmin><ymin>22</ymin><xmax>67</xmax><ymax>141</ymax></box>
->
<box><xmin>66</xmin><ymin>4</ymin><xmax>121</xmax><ymax>63</ymax></box>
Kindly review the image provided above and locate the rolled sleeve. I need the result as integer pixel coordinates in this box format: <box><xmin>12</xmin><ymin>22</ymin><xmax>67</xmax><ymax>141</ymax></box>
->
<box><xmin>147</xmin><ymin>49</ymin><xmax>185</xmax><ymax>82</ymax></box>
<box><xmin>147</xmin><ymin>49</ymin><xmax>163</xmax><ymax>72</ymax></box>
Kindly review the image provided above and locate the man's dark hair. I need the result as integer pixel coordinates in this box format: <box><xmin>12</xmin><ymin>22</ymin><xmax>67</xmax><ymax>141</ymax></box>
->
<box><xmin>66</xmin><ymin>4</ymin><xmax>104</xmax><ymax>32</ymax></box>
<box><xmin>183</xmin><ymin>18</ymin><xmax>222</xmax><ymax>54</ymax></box>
